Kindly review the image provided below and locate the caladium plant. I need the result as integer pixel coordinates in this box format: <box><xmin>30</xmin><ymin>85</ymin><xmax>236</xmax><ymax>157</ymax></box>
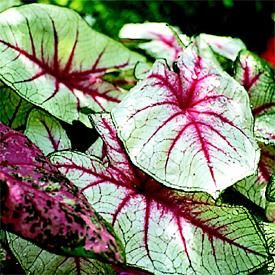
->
<box><xmin>0</xmin><ymin>3</ymin><xmax>274</xmax><ymax>275</ymax></box>
<box><xmin>50</xmin><ymin>113</ymin><xmax>268</xmax><ymax>274</ymax></box>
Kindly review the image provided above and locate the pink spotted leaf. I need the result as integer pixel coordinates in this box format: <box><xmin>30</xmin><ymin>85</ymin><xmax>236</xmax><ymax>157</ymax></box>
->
<box><xmin>111</xmin><ymin>42</ymin><xmax>259</xmax><ymax>198</ymax></box>
<box><xmin>0</xmin><ymin>122</ymin><xmax>124</xmax><ymax>263</ymax></box>
<box><xmin>0</xmin><ymin>4</ymin><xmax>145</xmax><ymax>126</ymax></box>
<box><xmin>50</xmin><ymin>113</ymin><xmax>269</xmax><ymax>274</ymax></box>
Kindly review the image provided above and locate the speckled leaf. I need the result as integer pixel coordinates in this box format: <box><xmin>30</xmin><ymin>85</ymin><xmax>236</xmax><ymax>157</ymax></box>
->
<box><xmin>112</xmin><ymin>43</ymin><xmax>259</xmax><ymax>198</ymax></box>
<box><xmin>119</xmin><ymin>22</ymin><xmax>188</xmax><ymax>65</ymax></box>
<box><xmin>7</xmin><ymin>233</ymin><xmax>115</xmax><ymax>275</ymax></box>
<box><xmin>0</xmin><ymin>86</ymin><xmax>33</xmax><ymax>131</ymax></box>
<box><xmin>50</xmin><ymin>113</ymin><xmax>268</xmax><ymax>274</ymax></box>
<box><xmin>0</xmin><ymin>4</ymin><xmax>145</xmax><ymax>126</ymax></box>
<box><xmin>199</xmin><ymin>34</ymin><xmax>246</xmax><ymax>61</ymax></box>
<box><xmin>0</xmin><ymin>123</ymin><xmax>124</xmax><ymax>263</ymax></box>
<box><xmin>234</xmin><ymin>50</ymin><xmax>275</xmax><ymax>144</ymax></box>
<box><xmin>24</xmin><ymin>109</ymin><xmax>71</xmax><ymax>155</ymax></box>
<box><xmin>234</xmin><ymin>144</ymin><xmax>275</xmax><ymax>209</ymax></box>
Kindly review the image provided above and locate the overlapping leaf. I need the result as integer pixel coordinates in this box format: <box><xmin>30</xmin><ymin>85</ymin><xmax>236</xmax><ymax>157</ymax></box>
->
<box><xmin>51</xmin><ymin>113</ymin><xmax>268</xmax><ymax>274</ymax></box>
<box><xmin>112</xmin><ymin>42</ymin><xmax>259</xmax><ymax>198</ymax></box>
<box><xmin>0</xmin><ymin>86</ymin><xmax>33</xmax><ymax>131</ymax></box>
<box><xmin>234</xmin><ymin>144</ymin><xmax>275</xmax><ymax>209</ymax></box>
<box><xmin>234</xmin><ymin>50</ymin><xmax>275</xmax><ymax>142</ymax></box>
<box><xmin>119</xmin><ymin>22</ymin><xmax>245</xmax><ymax>71</ymax></box>
<box><xmin>25</xmin><ymin>109</ymin><xmax>71</xmax><ymax>155</ymax></box>
<box><xmin>119</xmin><ymin>22</ymin><xmax>187</xmax><ymax>65</ymax></box>
<box><xmin>7</xmin><ymin>233</ymin><xmax>152</xmax><ymax>275</ymax></box>
<box><xmin>7</xmin><ymin>233</ymin><xmax>115</xmax><ymax>275</ymax></box>
<box><xmin>234</xmin><ymin>50</ymin><xmax>275</xmax><ymax>208</ymax></box>
<box><xmin>0</xmin><ymin>123</ymin><xmax>124</xmax><ymax>263</ymax></box>
<box><xmin>0</xmin><ymin>4</ymin><xmax>145</xmax><ymax>126</ymax></box>
<box><xmin>198</xmin><ymin>34</ymin><xmax>246</xmax><ymax>61</ymax></box>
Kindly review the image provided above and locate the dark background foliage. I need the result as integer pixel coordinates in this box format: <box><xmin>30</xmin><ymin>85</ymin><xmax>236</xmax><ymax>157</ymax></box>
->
<box><xmin>23</xmin><ymin>0</ymin><xmax>275</xmax><ymax>54</ymax></box>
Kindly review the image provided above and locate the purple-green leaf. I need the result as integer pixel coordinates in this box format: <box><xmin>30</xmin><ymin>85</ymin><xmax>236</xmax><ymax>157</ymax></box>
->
<box><xmin>0</xmin><ymin>122</ymin><xmax>124</xmax><ymax>263</ymax></box>
<box><xmin>51</xmin><ymin>113</ymin><xmax>268</xmax><ymax>274</ymax></box>
<box><xmin>112</xmin><ymin>43</ymin><xmax>259</xmax><ymax>198</ymax></box>
<box><xmin>0</xmin><ymin>4</ymin><xmax>145</xmax><ymax>126</ymax></box>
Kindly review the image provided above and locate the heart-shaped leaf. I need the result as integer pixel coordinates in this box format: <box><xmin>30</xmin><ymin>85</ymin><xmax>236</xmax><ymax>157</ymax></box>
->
<box><xmin>24</xmin><ymin>109</ymin><xmax>71</xmax><ymax>155</ymax></box>
<box><xmin>112</xmin><ymin>43</ymin><xmax>259</xmax><ymax>198</ymax></box>
<box><xmin>0</xmin><ymin>4</ymin><xmax>145</xmax><ymax>126</ymax></box>
<box><xmin>0</xmin><ymin>123</ymin><xmax>124</xmax><ymax>263</ymax></box>
<box><xmin>0</xmin><ymin>86</ymin><xmax>33</xmax><ymax>131</ymax></box>
<box><xmin>51</xmin><ymin>113</ymin><xmax>268</xmax><ymax>274</ymax></box>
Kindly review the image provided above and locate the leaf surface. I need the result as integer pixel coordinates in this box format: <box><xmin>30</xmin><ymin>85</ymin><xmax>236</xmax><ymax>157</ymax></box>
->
<box><xmin>7</xmin><ymin>233</ymin><xmax>115</xmax><ymax>275</ymax></box>
<box><xmin>234</xmin><ymin>144</ymin><xmax>275</xmax><ymax>209</ymax></box>
<box><xmin>112</xmin><ymin>43</ymin><xmax>259</xmax><ymax>198</ymax></box>
<box><xmin>51</xmin><ymin>113</ymin><xmax>268</xmax><ymax>274</ymax></box>
<box><xmin>233</xmin><ymin>50</ymin><xmax>275</xmax><ymax>208</ymax></box>
<box><xmin>198</xmin><ymin>34</ymin><xmax>246</xmax><ymax>61</ymax></box>
<box><xmin>0</xmin><ymin>86</ymin><xmax>33</xmax><ymax>131</ymax></box>
<box><xmin>266</xmin><ymin>174</ymin><xmax>275</xmax><ymax>222</ymax></box>
<box><xmin>119</xmin><ymin>22</ymin><xmax>187</xmax><ymax>65</ymax></box>
<box><xmin>0</xmin><ymin>123</ymin><xmax>124</xmax><ymax>263</ymax></box>
<box><xmin>234</xmin><ymin>50</ymin><xmax>275</xmax><ymax>122</ymax></box>
<box><xmin>25</xmin><ymin>109</ymin><xmax>71</xmax><ymax>155</ymax></box>
<box><xmin>0</xmin><ymin>0</ymin><xmax>21</xmax><ymax>12</ymax></box>
<box><xmin>0</xmin><ymin>4</ymin><xmax>144</xmax><ymax>126</ymax></box>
